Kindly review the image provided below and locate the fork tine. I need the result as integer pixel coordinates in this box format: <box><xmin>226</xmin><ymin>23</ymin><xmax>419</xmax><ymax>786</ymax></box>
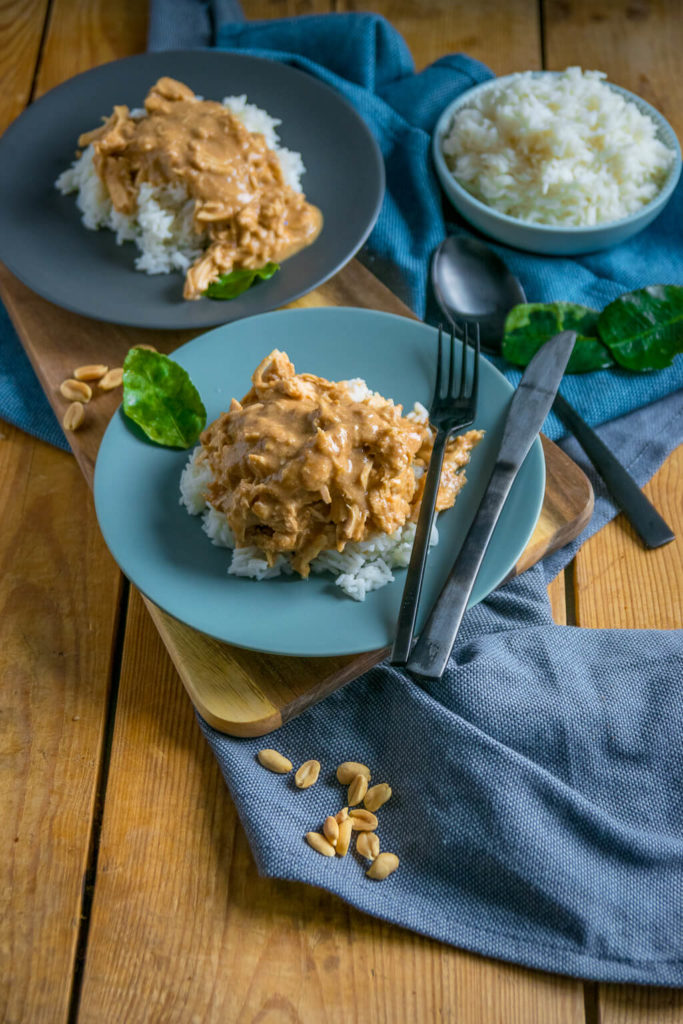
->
<box><xmin>459</xmin><ymin>322</ymin><xmax>469</xmax><ymax>397</ymax></box>
<box><xmin>432</xmin><ymin>324</ymin><xmax>443</xmax><ymax>405</ymax></box>
<box><xmin>447</xmin><ymin>323</ymin><xmax>455</xmax><ymax>397</ymax></box>
<box><xmin>471</xmin><ymin>323</ymin><xmax>480</xmax><ymax>401</ymax></box>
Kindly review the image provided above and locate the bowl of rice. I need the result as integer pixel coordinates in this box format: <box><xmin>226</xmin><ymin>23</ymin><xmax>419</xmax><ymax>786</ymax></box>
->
<box><xmin>432</xmin><ymin>68</ymin><xmax>681</xmax><ymax>255</ymax></box>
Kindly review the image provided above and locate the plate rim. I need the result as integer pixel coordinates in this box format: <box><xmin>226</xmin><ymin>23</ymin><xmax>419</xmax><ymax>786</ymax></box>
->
<box><xmin>0</xmin><ymin>49</ymin><xmax>385</xmax><ymax>329</ymax></box>
<box><xmin>93</xmin><ymin>306</ymin><xmax>546</xmax><ymax>658</ymax></box>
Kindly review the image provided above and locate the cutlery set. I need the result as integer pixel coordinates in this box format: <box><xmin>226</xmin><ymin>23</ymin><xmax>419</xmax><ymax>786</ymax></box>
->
<box><xmin>390</xmin><ymin>236</ymin><xmax>674</xmax><ymax>680</ymax></box>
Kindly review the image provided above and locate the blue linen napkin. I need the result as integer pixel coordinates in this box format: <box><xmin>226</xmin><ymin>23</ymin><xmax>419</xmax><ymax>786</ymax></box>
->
<box><xmin>144</xmin><ymin>4</ymin><xmax>683</xmax><ymax>985</ymax></box>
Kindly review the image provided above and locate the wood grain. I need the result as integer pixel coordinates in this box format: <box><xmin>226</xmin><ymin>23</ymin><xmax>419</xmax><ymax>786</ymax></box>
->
<box><xmin>545</xmin><ymin>0</ymin><xmax>683</xmax><ymax>1018</ymax></box>
<box><xmin>0</xmin><ymin>3</ymin><xmax>123</xmax><ymax>1021</ymax></box>
<box><xmin>337</xmin><ymin>0</ymin><xmax>542</xmax><ymax>73</ymax></box>
<box><xmin>0</xmin><ymin>0</ymin><xmax>49</xmax><ymax>132</ymax></box>
<box><xmin>34</xmin><ymin>0</ymin><xmax>148</xmax><ymax>98</ymax></box>
<box><xmin>0</xmin><ymin>421</ymin><xmax>122</xmax><ymax>1023</ymax></box>
<box><xmin>575</xmin><ymin>446</ymin><xmax>682</xmax><ymax>630</ymax></box>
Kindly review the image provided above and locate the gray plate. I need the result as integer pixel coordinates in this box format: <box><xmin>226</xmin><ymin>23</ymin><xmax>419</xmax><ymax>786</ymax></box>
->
<box><xmin>0</xmin><ymin>50</ymin><xmax>384</xmax><ymax>330</ymax></box>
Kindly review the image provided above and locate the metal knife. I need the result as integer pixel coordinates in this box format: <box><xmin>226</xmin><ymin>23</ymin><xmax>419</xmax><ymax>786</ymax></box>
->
<box><xmin>405</xmin><ymin>329</ymin><xmax>577</xmax><ymax>682</ymax></box>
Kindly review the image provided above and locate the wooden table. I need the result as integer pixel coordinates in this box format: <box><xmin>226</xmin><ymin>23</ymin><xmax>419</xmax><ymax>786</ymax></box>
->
<box><xmin>1</xmin><ymin>1</ymin><xmax>681</xmax><ymax>1021</ymax></box>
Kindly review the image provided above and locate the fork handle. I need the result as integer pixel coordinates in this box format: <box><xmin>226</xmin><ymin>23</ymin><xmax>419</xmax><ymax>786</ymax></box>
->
<box><xmin>390</xmin><ymin>430</ymin><xmax>449</xmax><ymax>665</ymax></box>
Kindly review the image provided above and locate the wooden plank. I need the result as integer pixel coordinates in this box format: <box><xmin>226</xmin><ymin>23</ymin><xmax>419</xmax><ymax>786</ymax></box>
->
<box><xmin>78</xmin><ymin>588</ymin><xmax>586</xmax><ymax>1024</ymax></box>
<box><xmin>544</xmin><ymin>0</ymin><xmax>683</xmax><ymax>1015</ymax></box>
<box><xmin>0</xmin><ymin>0</ymin><xmax>49</xmax><ymax>133</ymax></box>
<box><xmin>336</xmin><ymin>0</ymin><xmax>542</xmax><ymax>73</ymax></box>
<box><xmin>0</xmin><ymin>1</ymin><xmax>149</xmax><ymax>1020</ymax></box>
<box><xmin>34</xmin><ymin>0</ymin><xmax>148</xmax><ymax>98</ymax></box>
<box><xmin>0</xmin><ymin>4</ymin><xmax>124</xmax><ymax>1022</ymax></box>
<box><xmin>575</xmin><ymin>446</ymin><xmax>682</xmax><ymax>631</ymax></box>
<box><xmin>0</xmin><ymin>422</ymin><xmax>123</xmax><ymax>1023</ymax></box>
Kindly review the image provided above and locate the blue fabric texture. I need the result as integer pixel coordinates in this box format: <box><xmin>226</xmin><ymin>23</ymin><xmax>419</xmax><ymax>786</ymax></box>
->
<box><xmin>148</xmin><ymin>6</ymin><xmax>683</xmax><ymax>985</ymax></box>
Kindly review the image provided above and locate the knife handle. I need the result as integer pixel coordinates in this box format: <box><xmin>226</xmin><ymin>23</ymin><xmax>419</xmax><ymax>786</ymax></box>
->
<box><xmin>406</xmin><ymin>464</ymin><xmax>515</xmax><ymax>681</ymax></box>
<box><xmin>552</xmin><ymin>394</ymin><xmax>674</xmax><ymax>549</ymax></box>
<box><xmin>391</xmin><ymin>430</ymin><xmax>449</xmax><ymax>665</ymax></box>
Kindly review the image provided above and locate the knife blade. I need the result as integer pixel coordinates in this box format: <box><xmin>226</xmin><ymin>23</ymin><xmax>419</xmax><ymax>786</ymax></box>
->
<box><xmin>405</xmin><ymin>329</ymin><xmax>577</xmax><ymax>681</ymax></box>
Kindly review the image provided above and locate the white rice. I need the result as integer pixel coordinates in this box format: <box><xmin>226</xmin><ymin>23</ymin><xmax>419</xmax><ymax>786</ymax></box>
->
<box><xmin>55</xmin><ymin>94</ymin><xmax>306</xmax><ymax>276</ymax></box>
<box><xmin>179</xmin><ymin>395</ymin><xmax>439</xmax><ymax>602</ymax></box>
<box><xmin>441</xmin><ymin>67</ymin><xmax>675</xmax><ymax>226</ymax></box>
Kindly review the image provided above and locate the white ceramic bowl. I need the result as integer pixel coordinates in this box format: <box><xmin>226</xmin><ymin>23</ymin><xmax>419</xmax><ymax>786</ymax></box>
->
<box><xmin>432</xmin><ymin>73</ymin><xmax>682</xmax><ymax>256</ymax></box>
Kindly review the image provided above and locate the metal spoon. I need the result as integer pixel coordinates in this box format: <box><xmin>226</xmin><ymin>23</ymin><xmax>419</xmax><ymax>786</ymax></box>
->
<box><xmin>431</xmin><ymin>235</ymin><xmax>674</xmax><ymax>549</ymax></box>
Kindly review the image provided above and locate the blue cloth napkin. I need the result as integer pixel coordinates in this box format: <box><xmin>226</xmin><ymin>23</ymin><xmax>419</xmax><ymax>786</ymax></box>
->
<box><xmin>144</xmin><ymin>5</ymin><xmax>683</xmax><ymax>986</ymax></box>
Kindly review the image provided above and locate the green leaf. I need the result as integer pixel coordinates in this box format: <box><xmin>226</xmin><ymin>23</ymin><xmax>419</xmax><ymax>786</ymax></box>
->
<box><xmin>502</xmin><ymin>302</ymin><xmax>614</xmax><ymax>373</ymax></box>
<box><xmin>597</xmin><ymin>285</ymin><xmax>683</xmax><ymax>371</ymax></box>
<box><xmin>122</xmin><ymin>348</ymin><xmax>206</xmax><ymax>449</ymax></box>
<box><xmin>204</xmin><ymin>262</ymin><xmax>279</xmax><ymax>300</ymax></box>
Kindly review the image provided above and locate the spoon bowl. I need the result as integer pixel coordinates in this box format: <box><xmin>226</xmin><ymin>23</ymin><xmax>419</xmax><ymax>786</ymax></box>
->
<box><xmin>431</xmin><ymin>235</ymin><xmax>525</xmax><ymax>352</ymax></box>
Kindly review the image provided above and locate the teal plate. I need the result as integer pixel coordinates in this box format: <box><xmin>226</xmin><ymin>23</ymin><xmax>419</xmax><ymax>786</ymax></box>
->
<box><xmin>94</xmin><ymin>308</ymin><xmax>545</xmax><ymax>657</ymax></box>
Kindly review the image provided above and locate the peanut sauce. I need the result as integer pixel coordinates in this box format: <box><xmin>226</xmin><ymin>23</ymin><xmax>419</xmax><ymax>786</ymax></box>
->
<box><xmin>199</xmin><ymin>351</ymin><xmax>483</xmax><ymax>577</ymax></box>
<box><xmin>79</xmin><ymin>77</ymin><xmax>322</xmax><ymax>299</ymax></box>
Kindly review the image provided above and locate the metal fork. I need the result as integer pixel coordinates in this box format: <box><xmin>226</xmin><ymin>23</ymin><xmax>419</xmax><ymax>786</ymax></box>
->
<box><xmin>390</xmin><ymin>322</ymin><xmax>480</xmax><ymax>666</ymax></box>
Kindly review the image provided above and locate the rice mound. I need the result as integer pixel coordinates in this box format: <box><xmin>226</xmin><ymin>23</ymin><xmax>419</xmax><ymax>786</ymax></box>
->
<box><xmin>179</xmin><ymin>398</ymin><xmax>439</xmax><ymax>603</ymax></box>
<box><xmin>55</xmin><ymin>95</ymin><xmax>306</xmax><ymax>277</ymax></box>
<box><xmin>441</xmin><ymin>67</ymin><xmax>675</xmax><ymax>226</ymax></box>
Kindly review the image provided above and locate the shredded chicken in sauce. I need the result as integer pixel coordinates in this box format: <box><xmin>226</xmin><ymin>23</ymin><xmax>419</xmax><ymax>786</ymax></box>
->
<box><xmin>79</xmin><ymin>77</ymin><xmax>322</xmax><ymax>299</ymax></box>
<box><xmin>199</xmin><ymin>351</ymin><xmax>483</xmax><ymax>577</ymax></box>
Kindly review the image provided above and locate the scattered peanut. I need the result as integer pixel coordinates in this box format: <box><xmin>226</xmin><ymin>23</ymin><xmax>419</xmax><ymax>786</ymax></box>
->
<box><xmin>60</xmin><ymin>378</ymin><xmax>92</xmax><ymax>403</ymax></box>
<box><xmin>364</xmin><ymin>783</ymin><xmax>392</xmax><ymax>813</ymax></box>
<box><xmin>356</xmin><ymin>831</ymin><xmax>380</xmax><ymax>860</ymax></box>
<box><xmin>99</xmin><ymin>367</ymin><xmax>124</xmax><ymax>391</ymax></box>
<box><xmin>347</xmin><ymin>772</ymin><xmax>369</xmax><ymax>806</ymax></box>
<box><xmin>349</xmin><ymin>809</ymin><xmax>378</xmax><ymax>831</ymax></box>
<box><xmin>62</xmin><ymin>402</ymin><xmax>85</xmax><ymax>432</ymax></box>
<box><xmin>256</xmin><ymin>748</ymin><xmax>292</xmax><ymax>774</ymax></box>
<box><xmin>295</xmin><ymin>759</ymin><xmax>321</xmax><ymax>789</ymax></box>
<box><xmin>335</xmin><ymin>806</ymin><xmax>349</xmax><ymax>825</ymax></box>
<box><xmin>336</xmin><ymin>818</ymin><xmax>353</xmax><ymax>857</ymax></box>
<box><xmin>366</xmin><ymin>852</ymin><xmax>399</xmax><ymax>880</ymax></box>
<box><xmin>323</xmin><ymin>816</ymin><xmax>339</xmax><ymax>847</ymax></box>
<box><xmin>74</xmin><ymin>363</ymin><xmax>108</xmax><ymax>381</ymax></box>
<box><xmin>336</xmin><ymin>761</ymin><xmax>371</xmax><ymax>785</ymax></box>
<box><xmin>305</xmin><ymin>832</ymin><xmax>336</xmax><ymax>857</ymax></box>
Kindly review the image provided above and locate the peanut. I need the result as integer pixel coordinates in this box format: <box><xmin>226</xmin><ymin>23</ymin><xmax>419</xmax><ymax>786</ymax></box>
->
<box><xmin>366</xmin><ymin>852</ymin><xmax>399</xmax><ymax>880</ymax></box>
<box><xmin>295</xmin><ymin>759</ymin><xmax>320</xmax><ymax>789</ymax></box>
<box><xmin>60</xmin><ymin>378</ymin><xmax>92</xmax><ymax>403</ymax></box>
<box><xmin>336</xmin><ymin>761</ymin><xmax>371</xmax><ymax>785</ymax></box>
<box><xmin>99</xmin><ymin>368</ymin><xmax>124</xmax><ymax>391</ymax></box>
<box><xmin>305</xmin><ymin>832</ymin><xmax>336</xmax><ymax>857</ymax></box>
<box><xmin>356</xmin><ymin>831</ymin><xmax>380</xmax><ymax>860</ymax></box>
<box><xmin>335</xmin><ymin>807</ymin><xmax>349</xmax><ymax>825</ymax></box>
<box><xmin>364</xmin><ymin>783</ymin><xmax>392</xmax><ymax>813</ymax></box>
<box><xmin>347</xmin><ymin>773</ymin><xmax>369</xmax><ymax>807</ymax></box>
<box><xmin>62</xmin><ymin>402</ymin><xmax>85</xmax><ymax>432</ymax></box>
<box><xmin>132</xmin><ymin>343</ymin><xmax>157</xmax><ymax>352</ymax></box>
<box><xmin>335</xmin><ymin>818</ymin><xmax>353</xmax><ymax>857</ymax></box>
<box><xmin>74</xmin><ymin>363</ymin><xmax>108</xmax><ymax>381</ymax></box>
<box><xmin>256</xmin><ymin>748</ymin><xmax>292</xmax><ymax>774</ymax></box>
<box><xmin>349</xmin><ymin>809</ymin><xmax>378</xmax><ymax>831</ymax></box>
<box><xmin>323</xmin><ymin>816</ymin><xmax>339</xmax><ymax>846</ymax></box>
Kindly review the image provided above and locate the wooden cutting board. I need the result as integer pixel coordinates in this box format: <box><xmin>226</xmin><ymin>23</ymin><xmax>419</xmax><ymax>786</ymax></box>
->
<box><xmin>0</xmin><ymin>260</ymin><xmax>593</xmax><ymax>736</ymax></box>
